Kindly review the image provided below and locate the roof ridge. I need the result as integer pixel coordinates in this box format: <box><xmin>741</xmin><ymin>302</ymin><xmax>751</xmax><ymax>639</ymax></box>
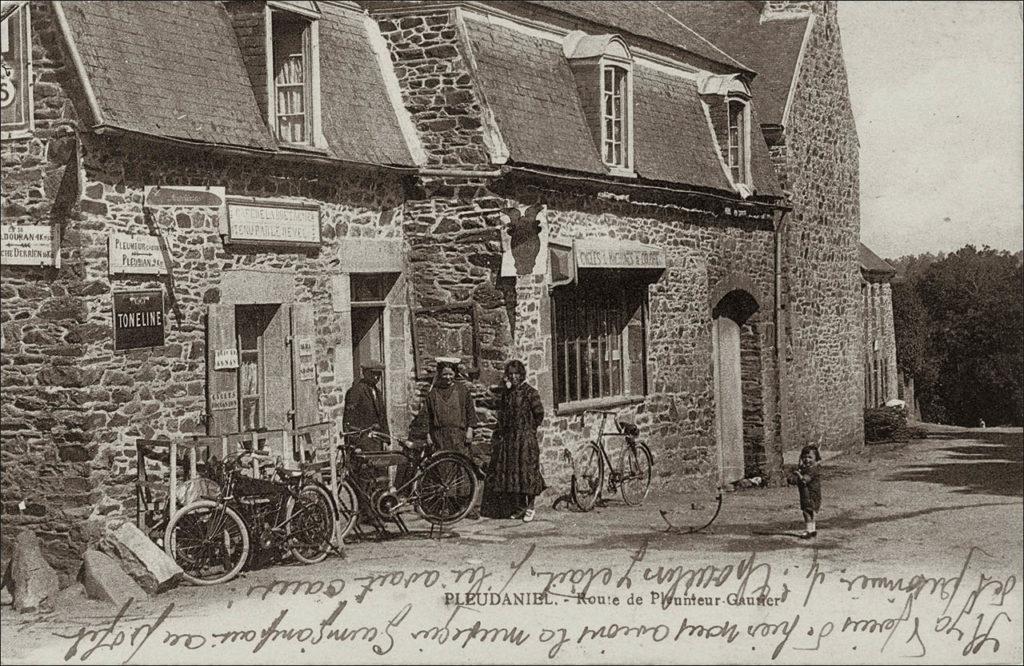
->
<box><xmin>648</xmin><ymin>0</ymin><xmax>753</xmax><ymax>73</ymax></box>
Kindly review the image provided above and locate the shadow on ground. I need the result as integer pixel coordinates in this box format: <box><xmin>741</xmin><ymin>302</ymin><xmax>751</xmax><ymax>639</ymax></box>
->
<box><xmin>886</xmin><ymin>430</ymin><xmax>1023</xmax><ymax>497</ymax></box>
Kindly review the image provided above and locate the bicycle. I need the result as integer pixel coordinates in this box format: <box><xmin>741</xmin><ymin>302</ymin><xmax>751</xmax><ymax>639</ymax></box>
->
<box><xmin>163</xmin><ymin>450</ymin><xmax>337</xmax><ymax>585</ymax></box>
<box><xmin>334</xmin><ymin>428</ymin><xmax>479</xmax><ymax>538</ymax></box>
<box><xmin>570</xmin><ymin>409</ymin><xmax>654</xmax><ymax>511</ymax></box>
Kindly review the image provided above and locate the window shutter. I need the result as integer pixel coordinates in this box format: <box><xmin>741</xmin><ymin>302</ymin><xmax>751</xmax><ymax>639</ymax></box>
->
<box><xmin>290</xmin><ymin>302</ymin><xmax>318</xmax><ymax>427</ymax></box>
<box><xmin>207</xmin><ymin>305</ymin><xmax>238</xmax><ymax>435</ymax></box>
<box><xmin>264</xmin><ymin>304</ymin><xmax>292</xmax><ymax>430</ymax></box>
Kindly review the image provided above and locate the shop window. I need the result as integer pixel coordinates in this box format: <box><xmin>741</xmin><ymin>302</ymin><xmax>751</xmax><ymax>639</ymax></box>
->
<box><xmin>350</xmin><ymin>273</ymin><xmax>398</xmax><ymax>401</ymax></box>
<box><xmin>206</xmin><ymin>302</ymin><xmax>318</xmax><ymax>435</ymax></box>
<box><xmin>1</xmin><ymin>2</ymin><xmax>32</xmax><ymax>137</ymax></box>
<box><xmin>269</xmin><ymin>2</ymin><xmax>320</xmax><ymax>146</ymax></box>
<box><xmin>553</xmin><ymin>278</ymin><xmax>647</xmax><ymax>407</ymax></box>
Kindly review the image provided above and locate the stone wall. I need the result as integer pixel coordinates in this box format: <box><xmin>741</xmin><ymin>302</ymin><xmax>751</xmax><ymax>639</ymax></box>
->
<box><xmin>1</xmin><ymin>6</ymin><xmax>410</xmax><ymax>573</ymax></box>
<box><xmin>773</xmin><ymin>1</ymin><xmax>864</xmax><ymax>452</ymax></box>
<box><xmin>862</xmin><ymin>279</ymin><xmax>898</xmax><ymax>407</ymax></box>
<box><xmin>504</xmin><ymin>180</ymin><xmax>783</xmax><ymax>493</ymax></box>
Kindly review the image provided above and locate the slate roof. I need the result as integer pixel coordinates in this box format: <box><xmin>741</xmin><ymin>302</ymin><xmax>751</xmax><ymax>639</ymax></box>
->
<box><xmin>653</xmin><ymin>1</ymin><xmax>810</xmax><ymax>126</ymax></box>
<box><xmin>464</xmin><ymin>16</ymin><xmax>782</xmax><ymax>197</ymax></box>
<box><xmin>60</xmin><ymin>1</ymin><xmax>414</xmax><ymax>166</ymax></box>
<box><xmin>860</xmin><ymin>243</ymin><xmax>897</xmax><ymax>278</ymax></box>
<box><xmin>525</xmin><ymin>0</ymin><xmax>750</xmax><ymax>73</ymax></box>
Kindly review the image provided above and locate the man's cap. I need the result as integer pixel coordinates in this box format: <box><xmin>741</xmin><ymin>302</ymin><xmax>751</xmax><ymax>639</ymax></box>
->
<box><xmin>362</xmin><ymin>361</ymin><xmax>385</xmax><ymax>372</ymax></box>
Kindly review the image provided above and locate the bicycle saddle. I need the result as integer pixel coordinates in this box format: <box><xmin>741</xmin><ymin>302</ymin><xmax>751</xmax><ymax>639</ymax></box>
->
<box><xmin>617</xmin><ymin>421</ymin><xmax>640</xmax><ymax>437</ymax></box>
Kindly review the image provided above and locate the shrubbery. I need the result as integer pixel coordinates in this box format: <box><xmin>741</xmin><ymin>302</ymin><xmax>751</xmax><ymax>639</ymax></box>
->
<box><xmin>864</xmin><ymin>405</ymin><xmax>909</xmax><ymax>443</ymax></box>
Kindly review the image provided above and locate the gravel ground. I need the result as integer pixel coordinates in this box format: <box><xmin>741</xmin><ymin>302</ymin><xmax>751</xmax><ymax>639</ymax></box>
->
<box><xmin>2</xmin><ymin>425</ymin><xmax>1021</xmax><ymax>665</ymax></box>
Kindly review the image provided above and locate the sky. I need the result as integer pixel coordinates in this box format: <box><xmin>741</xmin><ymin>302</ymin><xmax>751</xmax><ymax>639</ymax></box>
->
<box><xmin>837</xmin><ymin>1</ymin><xmax>1023</xmax><ymax>259</ymax></box>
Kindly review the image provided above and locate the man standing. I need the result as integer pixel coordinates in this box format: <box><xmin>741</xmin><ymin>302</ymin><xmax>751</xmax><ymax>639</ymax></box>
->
<box><xmin>343</xmin><ymin>362</ymin><xmax>389</xmax><ymax>451</ymax></box>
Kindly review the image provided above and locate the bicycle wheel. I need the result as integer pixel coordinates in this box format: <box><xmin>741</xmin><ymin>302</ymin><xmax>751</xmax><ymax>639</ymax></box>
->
<box><xmin>619</xmin><ymin>442</ymin><xmax>653</xmax><ymax>506</ymax></box>
<box><xmin>164</xmin><ymin>500</ymin><xmax>249</xmax><ymax>585</ymax></box>
<box><xmin>414</xmin><ymin>454</ymin><xmax>478</xmax><ymax>525</ymax></box>
<box><xmin>287</xmin><ymin>482</ymin><xmax>335</xmax><ymax>564</ymax></box>
<box><xmin>571</xmin><ymin>443</ymin><xmax>604</xmax><ymax>512</ymax></box>
<box><xmin>335</xmin><ymin>478</ymin><xmax>359</xmax><ymax>541</ymax></box>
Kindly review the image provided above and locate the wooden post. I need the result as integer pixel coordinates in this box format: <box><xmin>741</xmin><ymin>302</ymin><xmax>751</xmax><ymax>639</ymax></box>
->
<box><xmin>188</xmin><ymin>446</ymin><xmax>198</xmax><ymax>479</ymax></box>
<box><xmin>169</xmin><ymin>439</ymin><xmax>178</xmax><ymax>518</ymax></box>
<box><xmin>136</xmin><ymin>442</ymin><xmax>145</xmax><ymax>529</ymax></box>
<box><xmin>329</xmin><ymin>441</ymin><xmax>342</xmax><ymax>549</ymax></box>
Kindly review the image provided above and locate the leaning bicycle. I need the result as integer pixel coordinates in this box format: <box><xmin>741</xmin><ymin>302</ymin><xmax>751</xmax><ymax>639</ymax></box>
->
<box><xmin>164</xmin><ymin>450</ymin><xmax>336</xmax><ymax>585</ymax></box>
<box><xmin>571</xmin><ymin>409</ymin><xmax>654</xmax><ymax>511</ymax></box>
<box><xmin>334</xmin><ymin>428</ymin><xmax>479</xmax><ymax>538</ymax></box>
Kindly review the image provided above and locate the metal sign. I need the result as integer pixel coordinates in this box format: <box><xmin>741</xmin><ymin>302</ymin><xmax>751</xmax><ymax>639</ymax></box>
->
<box><xmin>112</xmin><ymin>290</ymin><xmax>165</xmax><ymax>351</ymax></box>
<box><xmin>225</xmin><ymin>199</ymin><xmax>321</xmax><ymax>246</ymax></box>
<box><xmin>108</xmin><ymin>233</ymin><xmax>170</xmax><ymax>275</ymax></box>
<box><xmin>0</xmin><ymin>224</ymin><xmax>59</xmax><ymax>267</ymax></box>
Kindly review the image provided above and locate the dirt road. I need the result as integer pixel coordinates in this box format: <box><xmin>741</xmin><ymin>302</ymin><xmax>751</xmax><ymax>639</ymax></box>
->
<box><xmin>2</xmin><ymin>426</ymin><xmax>1021</xmax><ymax>664</ymax></box>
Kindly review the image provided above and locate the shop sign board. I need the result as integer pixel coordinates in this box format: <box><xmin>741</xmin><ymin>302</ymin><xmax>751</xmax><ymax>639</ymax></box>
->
<box><xmin>209</xmin><ymin>390</ymin><xmax>237</xmax><ymax>412</ymax></box>
<box><xmin>0</xmin><ymin>224</ymin><xmax>59</xmax><ymax>267</ymax></box>
<box><xmin>225</xmin><ymin>199</ymin><xmax>321</xmax><ymax>247</ymax></box>
<box><xmin>108</xmin><ymin>233</ymin><xmax>170</xmax><ymax>275</ymax></box>
<box><xmin>144</xmin><ymin>185</ymin><xmax>225</xmax><ymax>208</ymax></box>
<box><xmin>112</xmin><ymin>290</ymin><xmax>165</xmax><ymax>351</ymax></box>
<box><xmin>574</xmin><ymin>238</ymin><xmax>667</xmax><ymax>270</ymax></box>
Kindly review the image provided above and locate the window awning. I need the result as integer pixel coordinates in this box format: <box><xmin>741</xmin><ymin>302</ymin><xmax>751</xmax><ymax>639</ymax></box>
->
<box><xmin>549</xmin><ymin>238</ymin><xmax>667</xmax><ymax>286</ymax></box>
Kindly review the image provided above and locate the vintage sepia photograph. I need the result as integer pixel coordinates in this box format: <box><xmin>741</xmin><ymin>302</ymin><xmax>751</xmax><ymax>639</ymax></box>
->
<box><xmin>1</xmin><ymin>0</ymin><xmax>1021</xmax><ymax>664</ymax></box>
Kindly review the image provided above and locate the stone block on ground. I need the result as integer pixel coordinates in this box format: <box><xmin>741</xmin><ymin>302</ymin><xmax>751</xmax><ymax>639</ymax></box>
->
<box><xmin>50</xmin><ymin>581</ymin><xmax>88</xmax><ymax>608</ymax></box>
<box><xmin>11</xmin><ymin>531</ymin><xmax>60</xmax><ymax>613</ymax></box>
<box><xmin>81</xmin><ymin>550</ymin><xmax>147</xmax><ymax>606</ymax></box>
<box><xmin>98</xmin><ymin>520</ymin><xmax>182</xmax><ymax>594</ymax></box>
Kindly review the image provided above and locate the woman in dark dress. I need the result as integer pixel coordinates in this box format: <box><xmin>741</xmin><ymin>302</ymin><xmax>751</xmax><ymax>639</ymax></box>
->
<box><xmin>482</xmin><ymin>359</ymin><xmax>546</xmax><ymax>522</ymax></box>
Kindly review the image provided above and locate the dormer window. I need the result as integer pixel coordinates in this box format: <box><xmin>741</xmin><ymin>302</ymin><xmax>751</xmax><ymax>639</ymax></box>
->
<box><xmin>267</xmin><ymin>1</ymin><xmax>322</xmax><ymax>147</ymax></box>
<box><xmin>602</xmin><ymin>64</ymin><xmax>629</xmax><ymax>168</ymax></box>
<box><xmin>564</xmin><ymin>32</ymin><xmax>635</xmax><ymax>176</ymax></box>
<box><xmin>726</xmin><ymin>99</ymin><xmax>748</xmax><ymax>184</ymax></box>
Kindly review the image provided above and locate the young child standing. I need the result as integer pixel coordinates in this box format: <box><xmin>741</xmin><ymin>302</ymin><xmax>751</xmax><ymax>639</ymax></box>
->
<box><xmin>794</xmin><ymin>445</ymin><xmax>822</xmax><ymax>539</ymax></box>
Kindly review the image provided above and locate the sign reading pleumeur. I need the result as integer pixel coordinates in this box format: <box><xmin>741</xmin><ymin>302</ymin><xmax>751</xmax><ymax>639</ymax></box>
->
<box><xmin>109</xmin><ymin>233</ymin><xmax>169</xmax><ymax>275</ymax></box>
<box><xmin>113</xmin><ymin>290</ymin><xmax>165</xmax><ymax>351</ymax></box>
<box><xmin>225</xmin><ymin>199</ymin><xmax>321</xmax><ymax>247</ymax></box>
<box><xmin>0</xmin><ymin>224</ymin><xmax>60</xmax><ymax>267</ymax></box>
<box><xmin>573</xmin><ymin>238</ymin><xmax>666</xmax><ymax>270</ymax></box>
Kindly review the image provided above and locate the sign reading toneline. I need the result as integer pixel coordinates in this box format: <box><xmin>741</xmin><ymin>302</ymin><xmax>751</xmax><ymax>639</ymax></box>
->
<box><xmin>108</xmin><ymin>233</ymin><xmax>169</xmax><ymax>275</ymax></box>
<box><xmin>113</xmin><ymin>290</ymin><xmax>165</xmax><ymax>351</ymax></box>
<box><xmin>226</xmin><ymin>200</ymin><xmax>321</xmax><ymax>246</ymax></box>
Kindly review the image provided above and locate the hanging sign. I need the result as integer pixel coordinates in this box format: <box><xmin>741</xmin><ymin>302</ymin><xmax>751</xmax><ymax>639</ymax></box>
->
<box><xmin>214</xmin><ymin>348</ymin><xmax>239</xmax><ymax>370</ymax></box>
<box><xmin>108</xmin><ymin>233</ymin><xmax>170</xmax><ymax>275</ymax></box>
<box><xmin>225</xmin><ymin>199</ymin><xmax>321</xmax><ymax>246</ymax></box>
<box><xmin>0</xmin><ymin>224</ymin><xmax>60</xmax><ymax>267</ymax></box>
<box><xmin>112</xmin><ymin>290</ymin><xmax>165</xmax><ymax>351</ymax></box>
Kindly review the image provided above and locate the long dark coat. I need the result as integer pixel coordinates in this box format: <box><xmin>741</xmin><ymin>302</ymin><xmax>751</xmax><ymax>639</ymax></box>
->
<box><xmin>343</xmin><ymin>379</ymin><xmax>389</xmax><ymax>450</ymax></box>
<box><xmin>487</xmin><ymin>382</ymin><xmax>545</xmax><ymax>496</ymax></box>
<box><xmin>796</xmin><ymin>465</ymin><xmax>822</xmax><ymax>513</ymax></box>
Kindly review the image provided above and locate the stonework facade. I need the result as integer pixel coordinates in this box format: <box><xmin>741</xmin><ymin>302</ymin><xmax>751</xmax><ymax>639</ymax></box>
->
<box><xmin>766</xmin><ymin>1</ymin><xmax>864</xmax><ymax>452</ymax></box>
<box><xmin>2</xmin><ymin>0</ymin><xmax>862</xmax><ymax>573</ymax></box>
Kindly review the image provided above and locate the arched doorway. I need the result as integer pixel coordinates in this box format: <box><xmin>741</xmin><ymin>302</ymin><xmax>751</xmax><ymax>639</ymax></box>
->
<box><xmin>712</xmin><ymin>289</ymin><xmax>760</xmax><ymax>486</ymax></box>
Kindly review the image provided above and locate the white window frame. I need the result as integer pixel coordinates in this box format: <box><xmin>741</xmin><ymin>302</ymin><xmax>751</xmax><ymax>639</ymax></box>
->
<box><xmin>599</xmin><ymin>57</ymin><xmax>634</xmax><ymax>176</ymax></box>
<box><xmin>265</xmin><ymin>2</ymin><xmax>323</xmax><ymax>149</ymax></box>
<box><xmin>1</xmin><ymin>3</ymin><xmax>34</xmax><ymax>140</ymax></box>
<box><xmin>725</xmin><ymin>97</ymin><xmax>751</xmax><ymax>186</ymax></box>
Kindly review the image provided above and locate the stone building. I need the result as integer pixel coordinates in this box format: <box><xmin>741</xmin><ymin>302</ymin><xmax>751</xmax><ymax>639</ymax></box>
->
<box><xmin>859</xmin><ymin>243</ymin><xmax>898</xmax><ymax>408</ymax></box>
<box><xmin>2</xmin><ymin>0</ymin><xmax>862</xmax><ymax>571</ymax></box>
<box><xmin>657</xmin><ymin>1</ymin><xmax>864</xmax><ymax>452</ymax></box>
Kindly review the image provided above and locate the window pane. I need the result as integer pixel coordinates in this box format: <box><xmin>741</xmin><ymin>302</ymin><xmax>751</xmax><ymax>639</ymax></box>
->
<box><xmin>273</xmin><ymin>15</ymin><xmax>310</xmax><ymax>143</ymax></box>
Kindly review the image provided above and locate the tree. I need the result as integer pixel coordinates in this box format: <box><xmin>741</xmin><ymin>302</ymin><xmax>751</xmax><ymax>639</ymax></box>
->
<box><xmin>894</xmin><ymin>245</ymin><xmax>1024</xmax><ymax>426</ymax></box>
